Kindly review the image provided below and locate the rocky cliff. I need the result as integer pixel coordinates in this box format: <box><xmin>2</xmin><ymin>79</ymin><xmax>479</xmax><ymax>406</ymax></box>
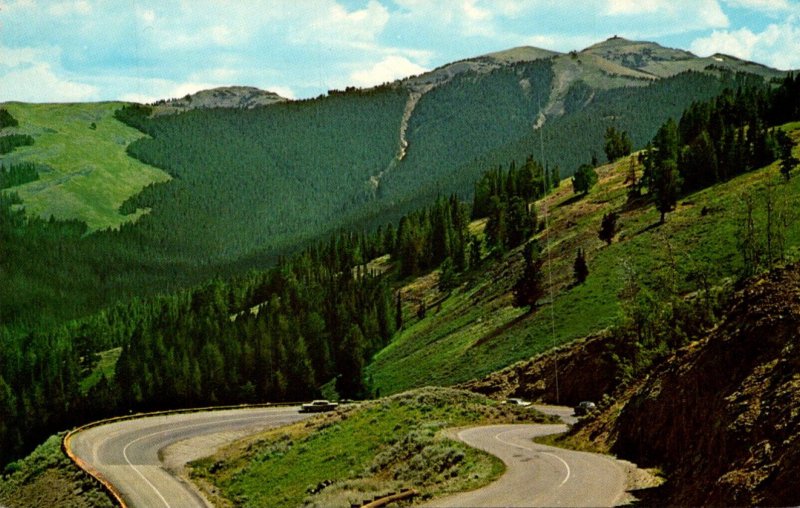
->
<box><xmin>574</xmin><ymin>264</ymin><xmax>800</xmax><ymax>506</ymax></box>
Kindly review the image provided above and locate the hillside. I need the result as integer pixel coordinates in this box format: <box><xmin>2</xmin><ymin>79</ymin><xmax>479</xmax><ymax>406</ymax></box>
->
<box><xmin>452</xmin><ymin>262</ymin><xmax>800</xmax><ymax>506</ymax></box>
<box><xmin>0</xmin><ymin>102</ymin><xmax>170</xmax><ymax>231</ymax></box>
<box><xmin>1</xmin><ymin>38</ymin><xmax>782</xmax><ymax>335</ymax></box>
<box><xmin>558</xmin><ymin>263</ymin><xmax>800</xmax><ymax>506</ymax></box>
<box><xmin>366</xmin><ymin>124</ymin><xmax>800</xmax><ymax>396</ymax></box>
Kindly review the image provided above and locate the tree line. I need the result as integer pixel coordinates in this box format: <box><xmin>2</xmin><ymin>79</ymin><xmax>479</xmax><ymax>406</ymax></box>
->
<box><xmin>638</xmin><ymin>73</ymin><xmax>800</xmax><ymax>222</ymax></box>
<box><xmin>0</xmin><ymin>162</ymin><xmax>39</xmax><ymax>189</ymax></box>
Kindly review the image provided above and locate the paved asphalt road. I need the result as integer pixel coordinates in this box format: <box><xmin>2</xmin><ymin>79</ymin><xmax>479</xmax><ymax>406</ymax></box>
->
<box><xmin>427</xmin><ymin>420</ymin><xmax>627</xmax><ymax>507</ymax></box>
<box><xmin>69</xmin><ymin>407</ymin><xmax>311</xmax><ymax>508</ymax></box>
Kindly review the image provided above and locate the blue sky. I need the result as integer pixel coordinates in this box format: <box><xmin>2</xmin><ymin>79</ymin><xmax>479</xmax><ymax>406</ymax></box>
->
<box><xmin>1</xmin><ymin>0</ymin><xmax>799</xmax><ymax>103</ymax></box>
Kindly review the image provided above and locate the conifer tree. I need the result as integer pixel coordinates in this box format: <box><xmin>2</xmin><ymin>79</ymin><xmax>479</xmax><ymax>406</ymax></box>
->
<box><xmin>572</xmin><ymin>163</ymin><xmax>598</xmax><ymax>195</ymax></box>
<box><xmin>512</xmin><ymin>241</ymin><xmax>544</xmax><ymax>312</ymax></box>
<box><xmin>573</xmin><ymin>248</ymin><xmax>588</xmax><ymax>284</ymax></box>
<box><xmin>599</xmin><ymin>212</ymin><xmax>618</xmax><ymax>245</ymax></box>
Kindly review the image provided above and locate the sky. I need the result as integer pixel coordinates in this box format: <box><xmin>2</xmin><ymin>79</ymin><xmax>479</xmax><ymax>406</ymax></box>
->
<box><xmin>1</xmin><ymin>0</ymin><xmax>799</xmax><ymax>103</ymax></box>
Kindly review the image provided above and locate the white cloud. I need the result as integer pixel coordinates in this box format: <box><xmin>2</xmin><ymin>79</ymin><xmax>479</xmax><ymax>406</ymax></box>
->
<box><xmin>0</xmin><ymin>63</ymin><xmax>97</xmax><ymax>102</ymax></box>
<box><xmin>605</xmin><ymin>0</ymin><xmax>663</xmax><ymax>15</ymax></box>
<box><xmin>724</xmin><ymin>0</ymin><xmax>793</xmax><ymax>13</ymax></box>
<box><xmin>139</xmin><ymin>8</ymin><xmax>156</xmax><ymax>24</ymax></box>
<box><xmin>349</xmin><ymin>55</ymin><xmax>428</xmax><ymax>87</ymax></box>
<box><xmin>264</xmin><ymin>85</ymin><xmax>295</xmax><ymax>100</ymax></box>
<box><xmin>603</xmin><ymin>0</ymin><xmax>729</xmax><ymax>33</ymax></box>
<box><xmin>0</xmin><ymin>45</ymin><xmax>53</xmax><ymax>67</ymax></box>
<box><xmin>690</xmin><ymin>17</ymin><xmax>800</xmax><ymax>69</ymax></box>
<box><xmin>48</xmin><ymin>0</ymin><xmax>92</xmax><ymax>16</ymax></box>
<box><xmin>291</xmin><ymin>0</ymin><xmax>390</xmax><ymax>46</ymax></box>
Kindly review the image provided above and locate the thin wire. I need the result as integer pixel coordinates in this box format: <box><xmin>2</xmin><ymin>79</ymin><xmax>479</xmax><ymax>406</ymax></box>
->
<box><xmin>538</xmin><ymin>102</ymin><xmax>559</xmax><ymax>405</ymax></box>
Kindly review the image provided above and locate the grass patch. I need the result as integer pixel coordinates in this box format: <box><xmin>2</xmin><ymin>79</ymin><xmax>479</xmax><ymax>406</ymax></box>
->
<box><xmin>190</xmin><ymin>387</ymin><xmax>556</xmax><ymax>507</ymax></box>
<box><xmin>79</xmin><ymin>347</ymin><xmax>122</xmax><ymax>394</ymax></box>
<box><xmin>0</xmin><ymin>102</ymin><xmax>170</xmax><ymax>231</ymax></box>
<box><xmin>0</xmin><ymin>433</ymin><xmax>113</xmax><ymax>508</ymax></box>
<box><xmin>533</xmin><ymin>430</ymin><xmax>608</xmax><ymax>454</ymax></box>
<box><xmin>368</xmin><ymin>125</ymin><xmax>800</xmax><ymax>395</ymax></box>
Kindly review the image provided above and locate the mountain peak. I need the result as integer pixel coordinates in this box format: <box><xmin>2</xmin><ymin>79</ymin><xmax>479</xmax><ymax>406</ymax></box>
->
<box><xmin>153</xmin><ymin>86</ymin><xmax>288</xmax><ymax>111</ymax></box>
<box><xmin>480</xmin><ymin>46</ymin><xmax>560</xmax><ymax>63</ymax></box>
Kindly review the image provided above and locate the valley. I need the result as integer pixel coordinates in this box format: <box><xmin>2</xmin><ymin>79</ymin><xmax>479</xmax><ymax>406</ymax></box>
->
<box><xmin>2</xmin><ymin>35</ymin><xmax>800</xmax><ymax>507</ymax></box>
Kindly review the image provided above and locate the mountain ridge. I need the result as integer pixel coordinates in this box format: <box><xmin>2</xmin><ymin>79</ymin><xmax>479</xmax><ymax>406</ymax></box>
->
<box><xmin>151</xmin><ymin>85</ymin><xmax>287</xmax><ymax>112</ymax></box>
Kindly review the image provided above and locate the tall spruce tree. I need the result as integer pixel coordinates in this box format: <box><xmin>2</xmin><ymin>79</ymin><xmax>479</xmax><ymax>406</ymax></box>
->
<box><xmin>513</xmin><ymin>241</ymin><xmax>544</xmax><ymax>312</ymax></box>
<box><xmin>573</xmin><ymin>248</ymin><xmax>588</xmax><ymax>284</ymax></box>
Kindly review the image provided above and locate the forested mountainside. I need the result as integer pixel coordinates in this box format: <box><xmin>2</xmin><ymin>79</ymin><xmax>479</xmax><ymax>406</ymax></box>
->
<box><xmin>1</xmin><ymin>38</ymin><xmax>798</xmax><ymax>471</ymax></box>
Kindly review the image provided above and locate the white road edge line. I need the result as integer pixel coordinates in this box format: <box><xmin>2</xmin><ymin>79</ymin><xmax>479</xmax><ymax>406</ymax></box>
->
<box><xmin>493</xmin><ymin>428</ymin><xmax>572</xmax><ymax>487</ymax></box>
<box><xmin>117</xmin><ymin>413</ymin><xmax>289</xmax><ymax>508</ymax></box>
<box><xmin>122</xmin><ymin>437</ymin><xmax>172</xmax><ymax>508</ymax></box>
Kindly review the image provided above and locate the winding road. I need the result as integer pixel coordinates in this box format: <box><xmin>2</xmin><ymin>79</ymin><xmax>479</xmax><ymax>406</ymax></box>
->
<box><xmin>68</xmin><ymin>406</ymin><xmax>311</xmax><ymax>508</ymax></box>
<box><xmin>427</xmin><ymin>413</ymin><xmax>628</xmax><ymax>507</ymax></box>
<box><xmin>69</xmin><ymin>403</ymin><xmax>628</xmax><ymax>508</ymax></box>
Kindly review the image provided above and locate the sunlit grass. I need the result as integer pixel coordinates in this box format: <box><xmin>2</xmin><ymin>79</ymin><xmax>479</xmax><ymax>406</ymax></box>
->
<box><xmin>368</xmin><ymin>125</ymin><xmax>800</xmax><ymax>396</ymax></box>
<box><xmin>0</xmin><ymin>102</ymin><xmax>170</xmax><ymax>231</ymax></box>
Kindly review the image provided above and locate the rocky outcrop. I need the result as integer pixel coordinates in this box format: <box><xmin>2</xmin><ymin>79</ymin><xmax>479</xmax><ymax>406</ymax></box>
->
<box><xmin>573</xmin><ymin>264</ymin><xmax>800</xmax><ymax>506</ymax></box>
<box><xmin>460</xmin><ymin>331</ymin><xmax>619</xmax><ymax>406</ymax></box>
<box><xmin>154</xmin><ymin>86</ymin><xmax>286</xmax><ymax>112</ymax></box>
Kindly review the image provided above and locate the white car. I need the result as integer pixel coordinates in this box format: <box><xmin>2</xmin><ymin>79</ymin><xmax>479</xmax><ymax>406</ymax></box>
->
<box><xmin>300</xmin><ymin>400</ymin><xmax>339</xmax><ymax>413</ymax></box>
<box><xmin>504</xmin><ymin>398</ymin><xmax>532</xmax><ymax>407</ymax></box>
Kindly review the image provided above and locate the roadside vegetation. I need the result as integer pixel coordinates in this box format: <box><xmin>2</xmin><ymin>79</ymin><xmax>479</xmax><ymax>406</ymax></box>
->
<box><xmin>0</xmin><ymin>433</ymin><xmax>112</xmax><ymax>508</ymax></box>
<box><xmin>190</xmin><ymin>387</ymin><xmax>555</xmax><ymax>507</ymax></box>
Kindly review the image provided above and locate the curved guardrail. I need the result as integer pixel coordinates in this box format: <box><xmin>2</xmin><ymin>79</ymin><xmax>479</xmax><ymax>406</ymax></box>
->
<box><xmin>62</xmin><ymin>401</ymin><xmax>303</xmax><ymax>507</ymax></box>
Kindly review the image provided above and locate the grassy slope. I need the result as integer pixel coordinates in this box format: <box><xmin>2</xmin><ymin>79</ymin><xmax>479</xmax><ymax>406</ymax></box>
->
<box><xmin>79</xmin><ymin>347</ymin><xmax>122</xmax><ymax>394</ymax></box>
<box><xmin>367</xmin><ymin>125</ymin><xmax>800</xmax><ymax>395</ymax></box>
<box><xmin>0</xmin><ymin>102</ymin><xmax>170</xmax><ymax>231</ymax></box>
<box><xmin>0</xmin><ymin>433</ymin><xmax>113</xmax><ymax>508</ymax></box>
<box><xmin>190</xmin><ymin>387</ymin><xmax>554</xmax><ymax>508</ymax></box>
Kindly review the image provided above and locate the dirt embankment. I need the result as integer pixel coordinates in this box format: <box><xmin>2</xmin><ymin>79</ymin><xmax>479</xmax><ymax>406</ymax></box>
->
<box><xmin>573</xmin><ymin>264</ymin><xmax>800</xmax><ymax>506</ymax></box>
<box><xmin>463</xmin><ymin>263</ymin><xmax>800</xmax><ymax>506</ymax></box>
<box><xmin>460</xmin><ymin>331</ymin><xmax>619</xmax><ymax>406</ymax></box>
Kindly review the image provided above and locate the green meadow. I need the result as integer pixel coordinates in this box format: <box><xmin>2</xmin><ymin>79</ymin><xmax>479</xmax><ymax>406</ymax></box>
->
<box><xmin>0</xmin><ymin>102</ymin><xmax>170</xmax><ymax>231</ymax></box>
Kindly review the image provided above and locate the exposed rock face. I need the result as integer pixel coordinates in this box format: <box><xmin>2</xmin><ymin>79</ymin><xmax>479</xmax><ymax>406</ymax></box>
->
<box><xmin>464</xmin><ymin>263</ymin><xmax>800</xmax><ymax>506</ymax></box>
<box><xmin>154</xmin><ymin>86</ymin><xmax>287</xmax><ymax>111</ymax></box>
<box><xmin>574</xmin><ymin>264</ymin><xmax>800</xmax><ymax>506</ymax></box>
<box><xmin>460</xmin><ymin>332</ymin><xmax>619</xmax><ymax>406</ymax></box>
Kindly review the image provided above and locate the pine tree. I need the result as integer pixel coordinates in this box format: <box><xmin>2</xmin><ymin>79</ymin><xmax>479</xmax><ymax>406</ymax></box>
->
<box><xmin>573</xmin><ymin>248</ymin><xmax>589</xmax><ymax>284</ymax></box>
<box><xmin>777</xmin><ymin>130</ymin><xmax>798</xmax><ymax>180</ymax></box>
<box><xmin>598</xmin><ymin>212</ymin><xmax>618</xmax><ymax>245</ymax></box>
<box><xmin>624</xmin><ymin>156</ymin><xmax>637</xmax><ymax>186</ymax></box>
<box><xmin>572</xmin><ymin>163</ymin><xmax>598</xmax><ymax>195</ymax></box>
<box><xmin>650</xmin><ymin>119</ymin><xmax>682</xmax><ymax>223</ymax></box>
<box><xmin>512</xmin><ymin>241</ymin><xmax>544</xmax><ymax>313</ymax></box>
<box><xmin>336</xmin><ymin>325</ymin><xmax>367</xmax><ymax>399</ymax></box>
<box><xmin>395</xmin><ymin>291</ymin><xmax>403</xmax><ymax>331</ymax></box>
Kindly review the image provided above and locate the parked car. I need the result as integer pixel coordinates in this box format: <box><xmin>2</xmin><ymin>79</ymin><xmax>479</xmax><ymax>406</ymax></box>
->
<box><xmin>573</xmin><ymin>401</ymin><xmax>597</xmax><ymax>416</ymax></box>
<box><xmin>503</xmin><ymin>397</ymin><xmax>532</xmax><ymax>407</ymax></box>
<box><xmin>300</xmin><ymin>400</ymin><xmax>339</xmax><ymax>413</ymax></box>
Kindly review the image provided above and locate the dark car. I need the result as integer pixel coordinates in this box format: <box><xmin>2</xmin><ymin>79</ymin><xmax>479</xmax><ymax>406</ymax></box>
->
<box><xmin>300</xmin><ymin>400</ymin><xmax>339</xmax><ymax>413</ymax></box>
<box><xmin>573</xmin><ymin>401</ymin><xmax>597</xmax><ymax>416</ymax></box>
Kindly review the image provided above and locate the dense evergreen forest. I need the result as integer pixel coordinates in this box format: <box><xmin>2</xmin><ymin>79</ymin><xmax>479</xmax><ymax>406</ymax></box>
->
<box><xmin>638</xmin><ymin>73</ymin><xmax>800</xmax><ymax>224</ymax></box>
<box><xmin>0</xmin><ymin>136</ymin><xmax>559</xmax><ymax>467</ymax></box>
<box><xmin>447</xmin><ymin>70</ymin><xmax>769</xmax><ymax>205</ymax></box>
<box><xmin>2</xmin><ymin>68</ymin><xmax>798</xmax><ymax>469</ymax></box>
<box><xmin>0</xmin><ymin>163</ymin><xmax>38</xmax><ymax>190</ymax></box>
<box><xmin>0</xmin><ymin>66</ymin><xmax>780</xmax><ymax>336</ymax></box>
